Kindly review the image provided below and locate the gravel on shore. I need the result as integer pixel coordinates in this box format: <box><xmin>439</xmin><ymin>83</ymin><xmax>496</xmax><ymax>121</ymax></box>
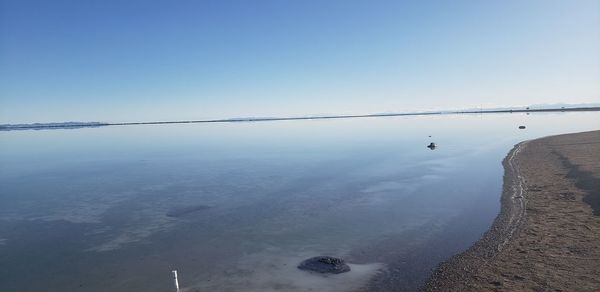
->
<box><xmin>423</xmin><ymin>130</ymin><xmax>600</xmax><ymax>291</ymax></box>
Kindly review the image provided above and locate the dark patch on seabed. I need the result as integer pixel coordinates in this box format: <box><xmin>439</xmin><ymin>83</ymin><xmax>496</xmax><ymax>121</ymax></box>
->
<box><xmin>553</xmin><ymin>151</ymin><xmax>600</xmax><ymax>216</ymax></box>
<box><xmin>166</xmin><ymin>205</ymin><xmax>212</xmax><ymax>217</ymax></box>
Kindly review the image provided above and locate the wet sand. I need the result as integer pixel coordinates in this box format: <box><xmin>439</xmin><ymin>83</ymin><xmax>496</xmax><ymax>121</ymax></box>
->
<box><xmin>424</xmin><ymin>130</ymin><xmax>600</xmax><ymax>291</ymax></box>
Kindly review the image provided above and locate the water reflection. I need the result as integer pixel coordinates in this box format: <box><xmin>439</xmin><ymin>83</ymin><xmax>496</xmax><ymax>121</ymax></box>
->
<box><xmin>0</xmin><ymin>112</ymin><xmax>599</xmax><ymax>291</ymax></box>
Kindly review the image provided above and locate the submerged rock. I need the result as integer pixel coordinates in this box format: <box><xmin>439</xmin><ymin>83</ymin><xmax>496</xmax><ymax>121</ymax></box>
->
<box><xmin>298</xmin><ymin>256</ymin><xmax>351</xmax><ymax>274</ymax></box>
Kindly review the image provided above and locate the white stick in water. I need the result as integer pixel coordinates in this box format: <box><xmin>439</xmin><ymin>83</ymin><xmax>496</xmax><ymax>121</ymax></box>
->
<box><xmin>172</xmin><ymin>270</ymin><xmax>180</xmax><ymax>292</ymax></box>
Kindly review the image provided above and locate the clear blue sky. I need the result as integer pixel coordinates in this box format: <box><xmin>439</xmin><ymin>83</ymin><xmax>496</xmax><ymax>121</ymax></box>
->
<box><xmin>1</xmin><ymin>0</ymin><xmax>599</xmax><ymax>123</ymax></box>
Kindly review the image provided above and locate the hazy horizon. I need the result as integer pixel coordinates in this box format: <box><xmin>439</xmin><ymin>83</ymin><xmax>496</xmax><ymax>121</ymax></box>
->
<box><xmin>1</xmin><ymin>102</ymin><xmax>599</xmax><ymax>126</ymax></box>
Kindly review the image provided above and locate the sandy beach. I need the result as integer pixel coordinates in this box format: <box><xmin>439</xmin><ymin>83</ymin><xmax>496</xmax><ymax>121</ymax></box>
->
<box><xmin>423</xmin><ymin>130</ymin><xmax>600</xmax><ymax>291</ymax></box>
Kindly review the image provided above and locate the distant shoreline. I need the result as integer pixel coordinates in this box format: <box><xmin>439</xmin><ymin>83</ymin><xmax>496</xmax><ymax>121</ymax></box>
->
<box><xmin>423</xmin><ymin>130</ymin><xmax>600</xmax><ymax>291</ymax></box>
<box><xmin>2</xmin><ymin>106</ymin><xmax>600</xmax><ymax>131</ymax></box>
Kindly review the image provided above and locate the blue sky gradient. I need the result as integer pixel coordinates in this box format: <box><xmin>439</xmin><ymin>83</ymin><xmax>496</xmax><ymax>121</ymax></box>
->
<box><xmin>1</xmin><ymin>0</ymin><xmax>599</xmax><ymax>123</ymax></box>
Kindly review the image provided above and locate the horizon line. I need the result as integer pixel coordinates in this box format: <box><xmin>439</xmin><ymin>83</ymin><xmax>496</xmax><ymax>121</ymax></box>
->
<box><xmin>2</xmin><ymin>106</ymin><xmax>600</xmax><ymax>131</ymax></box>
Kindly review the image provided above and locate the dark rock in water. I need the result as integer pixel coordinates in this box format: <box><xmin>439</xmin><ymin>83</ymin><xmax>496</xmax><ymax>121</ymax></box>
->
<box><xmin>167</xmin><ymin>205</ymin><xmax>211</xmax><ymax>217</ymax></box>
<box><xmin>298</xmin><ymin>256</ymin><xmax>351</xmax><ymax>274</ymax></box>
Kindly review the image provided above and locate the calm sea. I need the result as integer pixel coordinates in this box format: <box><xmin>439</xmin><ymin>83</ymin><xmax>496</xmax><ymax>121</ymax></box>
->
<box><xmin>1</xmin><ymin>112</ymin><xmax>599</xmax><ymax>291</ymax></box>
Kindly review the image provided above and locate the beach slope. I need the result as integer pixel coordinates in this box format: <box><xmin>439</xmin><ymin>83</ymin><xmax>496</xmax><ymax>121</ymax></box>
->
<box><xmin>424</xmin><ymin>130</ymin><xmax>600</xmax><ymax>291</ymax></box>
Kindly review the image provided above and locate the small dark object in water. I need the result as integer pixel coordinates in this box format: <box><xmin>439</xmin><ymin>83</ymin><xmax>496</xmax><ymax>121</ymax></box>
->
<box><xmin>167</xmin><ymin>205</ymin><xmax>211</xmax><ymax>217</ymax></box>
<box><xmin>427</xmin><ymin>142</ymin><xmax>436</xmax><ymax>149</ymax></box>
<box><xmin>298</xmin><ymin>256</ymin><xmax>351</xmax><ymax>274</ymax></box>
<box><xmin>519</xmin><ymin>126</ymin><xmax>526</xmax><ymax>129</ymax></box>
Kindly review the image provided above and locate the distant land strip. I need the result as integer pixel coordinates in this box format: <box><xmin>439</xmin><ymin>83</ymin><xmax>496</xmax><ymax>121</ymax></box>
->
<box><xmin>2</xmin><ymin>106</ymin><xmax>600</xmax><ymax>131</ymax></box>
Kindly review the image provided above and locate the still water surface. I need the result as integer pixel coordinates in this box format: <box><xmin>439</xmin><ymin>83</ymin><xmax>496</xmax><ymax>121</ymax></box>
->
<box><xmin>1</xmin><ymin>112</ymin><xmax>599</xmax><ymax>291</ymax></box>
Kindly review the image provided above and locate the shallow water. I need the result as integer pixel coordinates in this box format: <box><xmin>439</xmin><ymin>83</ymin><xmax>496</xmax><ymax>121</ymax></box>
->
<box><xmin>1</xmin><ymin>112</ymin><xmax>599</xmax><ymax>291</ymax></box>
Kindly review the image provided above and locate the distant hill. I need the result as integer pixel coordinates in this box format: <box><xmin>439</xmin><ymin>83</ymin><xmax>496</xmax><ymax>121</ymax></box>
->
<box><xmin>527</xmin><ymin>102</ymin><xmax>600</xmax><ymax>109</ymax></box>
<box><xmin>453</xmin><ymin>102</ymin><xmax>600</xmax><ymax>113</ymax></box>
<box><xmin>0</xmin><ymin>122</ymin><xmax>109</xmax><ymax>131</ymax></box>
